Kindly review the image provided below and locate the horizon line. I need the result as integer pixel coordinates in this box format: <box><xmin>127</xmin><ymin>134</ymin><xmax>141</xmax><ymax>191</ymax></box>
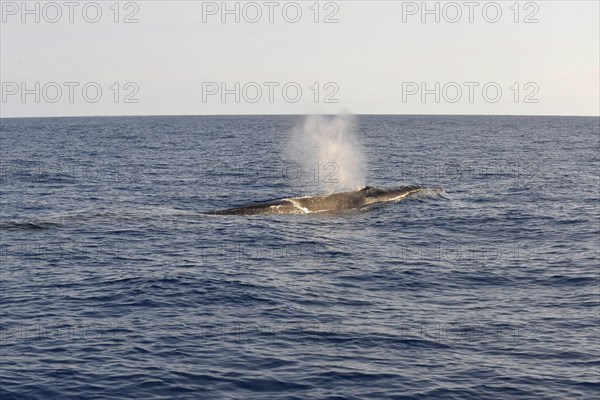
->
<box><xmin>1</xmin><ymin>113</ymin><xmax>599</xmax><ymax>120</ymax></box>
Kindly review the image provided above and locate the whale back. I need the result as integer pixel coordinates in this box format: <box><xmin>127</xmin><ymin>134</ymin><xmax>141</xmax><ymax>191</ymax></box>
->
<box><xmin>209</xmin><ymin>185</ymin><xmax>439</xmax><ymax>215</ymax></box>
<box><xmin>362</xmin><ymin>185</ymin><xmax>425</xmax><ymax>205</ymax></box>
<box><xmin>290</xmin><ymin>190</ymin><xmax>366</xmax><ymax>213</ymax></box>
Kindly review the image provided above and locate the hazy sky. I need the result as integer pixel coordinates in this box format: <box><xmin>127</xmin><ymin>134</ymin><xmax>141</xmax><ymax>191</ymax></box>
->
<box><xmin>1</xmin><ymin>0</ymin><xmax>598</xmax><ymax>117</ymax></box>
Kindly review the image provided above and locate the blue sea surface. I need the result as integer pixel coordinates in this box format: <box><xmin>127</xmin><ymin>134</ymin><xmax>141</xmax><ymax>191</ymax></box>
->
<box><xmin>1</xmin><ymin>115</ymin><xmax>599</xmax><ymax>399</ymax></box>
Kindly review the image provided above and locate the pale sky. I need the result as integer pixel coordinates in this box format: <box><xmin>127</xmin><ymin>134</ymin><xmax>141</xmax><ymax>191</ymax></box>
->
<box><xmin>1</xmin><ymin>0</ymin><xmax>598</xmax><ymax>117</ymax></box>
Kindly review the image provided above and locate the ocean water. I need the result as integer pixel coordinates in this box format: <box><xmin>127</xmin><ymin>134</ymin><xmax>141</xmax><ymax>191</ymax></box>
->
<box><xmin>1</xmin><ymin>115</ymin><xmax>598</xmax><ymax>399</ymax></box>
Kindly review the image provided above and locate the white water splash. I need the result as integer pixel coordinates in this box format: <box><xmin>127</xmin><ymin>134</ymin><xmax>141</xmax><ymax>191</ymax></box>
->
<box><xmin>285</xmin><ymin>114</ymin><xmax>367</xmax><ymax>193</ymax></box>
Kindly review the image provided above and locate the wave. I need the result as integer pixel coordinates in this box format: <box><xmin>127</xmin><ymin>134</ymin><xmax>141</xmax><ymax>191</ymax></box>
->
<box><xmin>0</xmin><ymin>208</ymin><xmax>201</xmax><ymax>230</ymax></box>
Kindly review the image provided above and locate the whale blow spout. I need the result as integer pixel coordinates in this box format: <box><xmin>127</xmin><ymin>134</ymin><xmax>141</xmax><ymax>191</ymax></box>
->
<box><xmin>208</xmin><ymin>186</ymin><xmax>445</xmax><ymax>216</ymax></box>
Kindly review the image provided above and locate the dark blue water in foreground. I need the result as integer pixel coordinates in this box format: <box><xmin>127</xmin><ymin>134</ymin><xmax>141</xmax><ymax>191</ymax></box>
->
<box><xmin>1</xmin><ymin>115</ymin><xmax>599</xmax><ymax>399</ymax></box>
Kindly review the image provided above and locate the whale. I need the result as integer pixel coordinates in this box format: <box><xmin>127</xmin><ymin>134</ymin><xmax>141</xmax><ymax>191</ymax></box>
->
<box><xmin>208</xmin><ymin>185</ymin><xmax>443</xmax><ymax>215</ymax></box>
